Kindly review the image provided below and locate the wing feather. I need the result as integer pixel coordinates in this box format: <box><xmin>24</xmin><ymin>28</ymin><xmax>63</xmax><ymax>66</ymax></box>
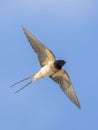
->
<box><xmin>50</xmin><ymin>70</ymin><xmax>81</xmax><ymax>109</ymax></box>
<box><xmin>23</xmin><ymin>27</ymin><xmax>55</xmax><ymax>66</ymax></box>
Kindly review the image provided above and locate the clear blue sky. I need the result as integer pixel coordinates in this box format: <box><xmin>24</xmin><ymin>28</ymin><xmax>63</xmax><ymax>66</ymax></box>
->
<box><xmin>0</xmin><ymin>0</ymin><xmax>98</xmax><ymax>130</ymax></box>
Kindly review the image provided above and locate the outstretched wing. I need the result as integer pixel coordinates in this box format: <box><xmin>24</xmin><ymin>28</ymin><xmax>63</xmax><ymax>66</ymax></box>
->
<box><xmin>23</xmin><ymin>27</ymin><xmax>55</xmax><ymax>67</ymax></box>
<box><xmin>50</xmin><ymin>70</ymin><xmax>81</xmax><ymax>109</ymax></box>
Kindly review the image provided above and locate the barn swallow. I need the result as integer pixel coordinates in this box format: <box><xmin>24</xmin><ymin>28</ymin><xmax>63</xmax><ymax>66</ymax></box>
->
<box><xmin>11</xmin><ymin>27</ymin><xmax>81</xmax><ymax>109</ymax></box>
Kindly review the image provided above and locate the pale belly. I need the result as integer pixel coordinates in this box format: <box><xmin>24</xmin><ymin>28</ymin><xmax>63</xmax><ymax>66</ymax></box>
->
<box><xmin>33</xmin><ymin>63</ymin><xmax>56</xmax><ymax>81</ymax></box>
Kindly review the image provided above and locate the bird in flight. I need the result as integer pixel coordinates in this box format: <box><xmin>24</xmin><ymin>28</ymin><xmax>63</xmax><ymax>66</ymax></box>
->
<box><xmin>11</xmin><ymin>27</ymin><xmax>81</xmax><ymax>109</ymax></box>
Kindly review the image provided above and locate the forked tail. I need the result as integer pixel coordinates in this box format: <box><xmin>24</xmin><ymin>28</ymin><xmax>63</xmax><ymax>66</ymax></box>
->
<box><xmin>10</xmin><ymin>75</ymin><xmax>34</xmax><ymax>94</ymax></box>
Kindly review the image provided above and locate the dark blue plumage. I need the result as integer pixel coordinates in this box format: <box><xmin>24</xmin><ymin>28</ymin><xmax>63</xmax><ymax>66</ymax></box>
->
<box><xmin>54</xmin><ymin>60</ymin><xmax>66</xmax><ymax>70</ymax></box>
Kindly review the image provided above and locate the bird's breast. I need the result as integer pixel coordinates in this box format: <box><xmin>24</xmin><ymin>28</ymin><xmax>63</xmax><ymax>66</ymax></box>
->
<box><xmin>34</xmin><ymin>62</ymin><xmax>58</xmax><ymax>80</ymax></box>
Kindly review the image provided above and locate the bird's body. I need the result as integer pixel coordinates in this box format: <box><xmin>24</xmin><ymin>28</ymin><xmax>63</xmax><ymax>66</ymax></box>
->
<box><xmin>11</xmin><ymin>27</ymin><xmax>81</xmax><ymax>109</ymax></box>
<box><xmin>33</xmin><ymin>60</ymin><xmax>65</xmax><ymax>81</ymax></box>
<box><xmin>33</xmin><ymin>61</ymin><xmax>57</xmax><ymax>81</ymax></box>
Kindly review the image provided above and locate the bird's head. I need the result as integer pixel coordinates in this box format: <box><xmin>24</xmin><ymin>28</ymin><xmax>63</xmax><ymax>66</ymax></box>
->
<box><xmin>54</xmin><ymin>60</ymin><xmax>66</xmax><ymax>70</ymax></box>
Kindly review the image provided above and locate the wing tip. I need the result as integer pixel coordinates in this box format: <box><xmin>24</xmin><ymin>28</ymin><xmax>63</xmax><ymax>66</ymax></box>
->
<box><xmin>70</xmin><ymin>93</ymin><xmax>81</xmax><ymax>109</ymax></box>
<box><xmin>65</xmin><ymin>85</ymin><xmax>81</xmax><ymax>109</ymax></box>
<box><xmin>22</xmin><ymin>26</ymin><xmax>33</xmax><ymax>42</ymax></box>
<box><xmin>22</xmin><ymin>26</ymin><xmax>27</xmax><ymax>34</ymax></box>
<box><xmin>75</xmin><ymin>100</ymin><xmax>81</xmax><ymax>109</ymax></box>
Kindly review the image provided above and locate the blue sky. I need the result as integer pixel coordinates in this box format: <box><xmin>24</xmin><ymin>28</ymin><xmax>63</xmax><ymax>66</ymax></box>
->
<box><xmin>0</xmin><ymin>0</ymin><xmax>98</xmax><ymax>130</ymax></box>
